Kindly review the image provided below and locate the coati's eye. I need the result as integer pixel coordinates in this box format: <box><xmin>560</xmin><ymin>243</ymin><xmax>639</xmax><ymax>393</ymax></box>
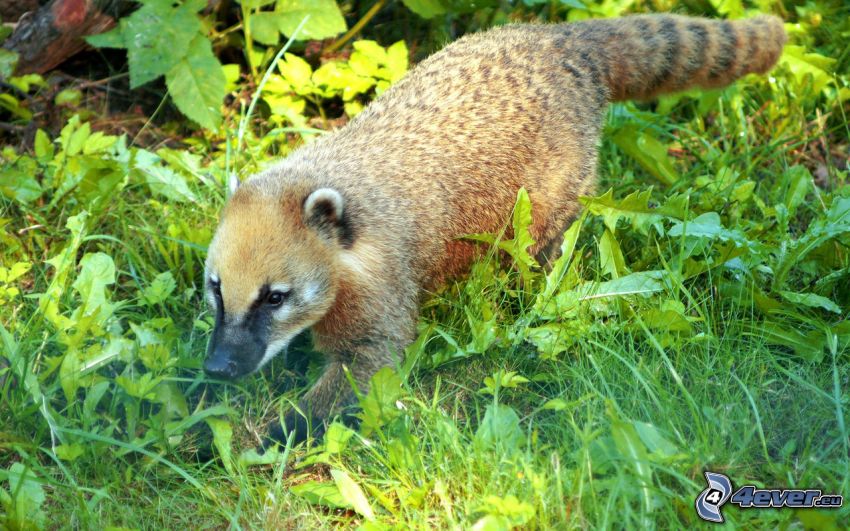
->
<box><xmin>266</xmin><ymin>290</ymin><xmax>289</xmax><ymax>306</ymax></box>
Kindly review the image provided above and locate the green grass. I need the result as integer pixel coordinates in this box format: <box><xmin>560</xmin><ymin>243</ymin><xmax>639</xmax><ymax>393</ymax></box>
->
<box><xmin>2</xmin><ymin>2</ymin><xmax>850</xmax><ymax>529</ymax></box>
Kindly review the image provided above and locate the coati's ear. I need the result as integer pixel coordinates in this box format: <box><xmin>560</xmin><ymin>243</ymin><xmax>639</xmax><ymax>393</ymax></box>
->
<box><xmin>227</xmin><ymin>174</ymin><xmax>240</xmax><ymax>198</ymax></box>
<box><xmin>303</xmin><ymin>188</ymin><xmax>354</xmax><ymax>246</ymax></box>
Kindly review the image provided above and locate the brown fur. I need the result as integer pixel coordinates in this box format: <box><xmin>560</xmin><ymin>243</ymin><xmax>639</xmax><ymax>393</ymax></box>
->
<box><xmin>205</xmin><ymin>14</ymin><xmax>786</xmax><ymax>442</ymax></box>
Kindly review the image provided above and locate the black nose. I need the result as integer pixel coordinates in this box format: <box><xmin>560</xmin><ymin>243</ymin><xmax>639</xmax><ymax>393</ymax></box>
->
<box><xmin>204</xmin><ymin>356</ymin><xmax>238</xmax><ymax>379</ymax></box>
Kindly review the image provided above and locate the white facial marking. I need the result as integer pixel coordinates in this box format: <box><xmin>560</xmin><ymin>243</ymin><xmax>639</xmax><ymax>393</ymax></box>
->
<box><xmin>270</xmin><ymin>282</ymin><xmax>291</xmax><ymax>294</ymax></box>
<box><xmin>272</xmin><ymin>305</ymin><xmax>292</xmax><ymax>321</ymax></box>
<box><xmin>302</xmin><ymin>281</ymin><xmax>320</xmax><ymax>302</ymax></box>
<box><xmin>257</xmin><ymin>335</ymin><xmax>293</xmax><ymax>371</ymax></box>
<box><xmin>206</xmin><ymin>273</ymin><xmax>220</xmax><ymax>309</ymax></box>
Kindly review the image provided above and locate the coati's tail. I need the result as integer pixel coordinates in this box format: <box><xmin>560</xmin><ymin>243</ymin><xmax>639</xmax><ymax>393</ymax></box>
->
<box><xmin>577</xmin><ymin>14</ymin><xmax>787</xmax><ymax>102</ymax></box>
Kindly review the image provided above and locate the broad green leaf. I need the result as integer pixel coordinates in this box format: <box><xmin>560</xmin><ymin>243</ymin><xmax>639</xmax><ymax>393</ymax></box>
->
<box><xmin>276</xmin><ymin>53</ymin><xmax>313</xmax><ymax>95</ymax></box>
<box><xmin>762</xmin><ymin>321</ymin><xmax>827</xmax><ymax>362</ymax></box>
<box><xmin>358</xmin><ymin>367</ymin><xmax>404</xmax><ymax>435</ymax></box>
<box><xmin>611</xmin><ymin>124</ymin><xmax>679</xmax><ymax>186</ymax></box>
<box><xmin>475</xmin><ymin>404</ymin><xmax>523</xmax><ymax>452</ymax></box>
<box><xmin>154</xmin><ymin>381</ymin><xmax>189</xmax><ymax>418</ymax></box>
<box><xmin>166</xmin><ymin>35</ymin><xmax>226</xmax><ymax>129</ymax></box>
<box><xmin>134</xmin><ymin>149</ymin><xmax>198</xmax><ymax>202</ymax></box>
<box><xmin>481</xmin><ymin>370</ymin><xmax>529</xmax><ymax>394</ymax></box>
<box><xmin>779</xmin><ymin>45</ymin><xmax>836</xmax><ymax>96</ymax></box>
<box><xmin>385</xmin><ymin>41</ymin><xmax>409</xmax><ymax>82</ymax></box>
<box><xmin>598</xmin><ymin>228</ymin><xmax>626</xmax><ymax>279</ymax></box>
<box><xmin>142</xmin><ymin>271</ymin><xmax>177</xmax><ymax>306</ymax></box>
<box><xmin>250</xmin><ymin>11</ymin><xmax>282</xmax><ymax>45</ymax></box>
<box><xmin>581</xmin><ymin>188</ymin><xmax>685</xmax><ymax>234</ymax></box>
<box><xmin>34</xmin><ymin>129</ymin><xmax>53</xmax><ymax>160</ymax></box>
<box><xmin>0</xmin><ymin>165</ymin><xmax>43</xmax><ymax>204</ymax></box>
<box><xmin>474</xmin><ymin>494</ymin><xmax>535</xmax><ymax>527</ymax></box>
<box><xmin>54</xmin><ymin>443</ymin><xmax>85</xmax><ymax>461</ymax></box>
<box><xmin>779</xmin><ymin>291</ymin><xmax>842</xmax><ymax>314</ymax></box>
<box><xmin>608</xmin><ymin>407</ymin><xmax>653</xmax><ymax>512</ymax></box>
<box><xmin>783</xmin><ymin>165</ymin><xmax>812</xmax><ymax>219</ymax></box>
<box><xmin>524</xmin><ymin>320</ymin><xmax>586</xmax><ymax>359</ymax></box>
<box><xmin>0</xmin><ymin>49</ymin><xmax>19</xmax><ymax>78</ymax></box>
<box><xmin>72</xmin><ymin>252</ymin><xmax>115</xmax><ymax>320</ymax></box>
<box><xmin>331</xmin><ymin>469</ymin><xmax>375</xmax><ymax>521</ymax></box>
<box><xmin>540</xmin><ymin>213</ymin><xmax>585</xmax><ymax>301</ymax></box>
<box><xmin>773</xmin><ymin>196</ymin><xmax>850</xmax><ymax>289</ymax></box>
<box><xmin>577</xmin><ymin>270</ymin><xmax>667</xmax><ymax>301</ymax></box>
<box><xmin>7</xmin><ymin>463</ymin><xmax>46</xmax><ymax>528</ymax></box>
<box><xmin>206</xmin><ymin>417</ymin><xmax>235</xmax><ymax>475</ymax></box>
<box><xmin>325</xmin><ymin>422</ymin><xmax>355</xmax><ymax>454</ymax></box>
<box><xmin>402</xmin><ymin>0</ymin><xmax>447</xmax><ymax>18</ymax></box>
<box><xmin>632</xmin><ymin>421</ymin><xmax>678</xmax><ymax>458</ymax></box>
<box><xmin>667</xmin><ymin>212</ymin><xmax>753</xmax><ymax>249</ymax></box>
<box><xmin>82</xmin><ymin>131</ymin><xmax>118</xmax><ymax>155</ymax></box>
<box><xmin>123</xmin><ymin>0</ymin><xmax>203</xmax><ymax>88</ymax></box>
<box><xmin>276</xmin><ymin>0</ymin><xmax>346</xmax><ymax>40</ymax></box>
<box><xmin>84</xmin><ymin>27</ymin><xmax>124</xmax><ymax>48</ymax></box>
<box><xmin>291</xmin><ymin>480</ymin><xmax>350</xmax><ymax>509</ymax></box>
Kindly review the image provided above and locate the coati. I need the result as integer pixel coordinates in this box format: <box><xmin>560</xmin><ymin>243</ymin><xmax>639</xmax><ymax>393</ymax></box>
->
<box><xmin>203</xmin><ymin>14</ymin><xmax>787</xmax><ymax>445</ymax></box>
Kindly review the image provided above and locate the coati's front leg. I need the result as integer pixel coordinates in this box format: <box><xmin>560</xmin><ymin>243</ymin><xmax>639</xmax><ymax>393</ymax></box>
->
<box><xmin>265</xmin><ymin>341</ymin><xmax>400</xmax><ymax>447</ymax></box>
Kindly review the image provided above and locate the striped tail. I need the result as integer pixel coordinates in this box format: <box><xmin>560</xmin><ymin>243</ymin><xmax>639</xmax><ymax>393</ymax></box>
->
<box><xmin>574</xmin><ymin>14</ymin><xmax>787</xmax><ymax>102</ymax></box>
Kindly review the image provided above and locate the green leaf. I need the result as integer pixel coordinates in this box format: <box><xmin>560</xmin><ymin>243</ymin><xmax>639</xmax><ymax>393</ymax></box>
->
<box><xmin>6</xmin><ymin>463</ymin><xmax>46</xmax><ymax>528</ymax></box>
<box><xmin>142</xmin><ymin>271</ymin><xmax>177</xmax><ymax>306</ymax></box>
<box><xmin>773</xmin><ymin>196</ymin><xmax>850</xmax><ymax>289</ymax></box>
<box><xmin>475</xmin><ymin>404</ymin><xmax>523</xmax><ymax>452</ymax></box>
<box><xmin>54</xmin><ymin>443</ymin><xmax>85</xmax><ymax>462</ymax></box>
<box><xmin>779</xmin><ymin>45</ymin><xmax>836</xmax><ymax>96</ymax></box>
<box><xmin>385</xmin><ymin>41</ymin><xmax>409</xmax><ymax>82</ymax></box>
<box><xmin>577</xmin><ymin>270</ymin><xmax>667</xmax><ymax>301</ymax></box>
<box><xmin>331</xmin><ymin>469</ymin><xmax>375</xmax><ymax>521</ymax></box>
<box><xmin>0</xmin><ymin>164</ymin><xmax>43</xmax><ymax>204</ymax></box>
<box><xmin>291</xmin><ymin>480</ymin><xmax>350</xmax><ymax>509</ymax></box>
<box><xmin>134</xmin><ymin>150</ymin><xmax>198</xmax><ymax>202</ymax></box>
<box><xmin>123</xmin><ymin>0</ymin><xmax>204</xmax><ymax>88</ymax></box>
<box><xmin>779</xmin><ymin>291</ymin><xmax>842</xmax><ymax>314</ymax></box>
<box><xmin>84</xmin><ymin>27</ymin><xmax>125</xmax><ymax>49</ymax></box>
<box><xmin>608</xmin><ymin>407</ymin><xmax>653</xmax><ymax>512</ymax></box>
<box><xmin>0</xmin><ymin>49</ymin><xmax>19</xmax><ymax>78</ymax></box>
<box><xmin>358</xmin><ymin>367</ymin><xmax>404</xmax><ymax>436</ymax></box>
<box><xmin>324</xmin><ymin>422</ymin><xmax>355</xmax><ymax>454</ymax></box>
<box><xmin>206</xmin><ymin>417</ymin><xmax>235</xmax><ymax>475</ymax></box>
<box><xmin>250</xmin><ymin>11</ymin><xmax>282</xmax><ymax>45</ymax></box>
<box><xmin>55</xmin><ymin>88</ymin><xmax>82</xmax><ymax>107</ymax></box>
<box><xmin>34</xmin><ymin>129</ymin><xmax>53</xmax><ymax>160</ymax></box>
<box><xmin>598</xmin><ymin>228</ymin><xmax>626</xmax><ymax>279</ymax></box>
<box><xmin>277</xmin><ymin>53</ymin><xmax>313</xmax><ymax>94</ymax></box>
<box><xmin>632</xmin><ymin>421</ymin><xmax>678</xmax><ymax>458</ymax></box>
<box><xmin>72</xmin><ymin>252</ymin><xmax>116</xmax><ymax>319</ymax></box>
<box><xmin>667</xmin><ymin>212</ymin><xmax>754</xmax><ymax>250</ymax></box>
<box><xmin>276</xmin><ymin>0</ymin><xmax>347</xmax><ymax>40</ymax></box>
<box><xmin>611</xmin><ymin>124</ymin><xmax>679</xmax><ymax>186</ymax></box>
<box><xmin>402</xmin><ymin>0</ymin><xmax>447</xmax><ymax>18</ymax></box>
<box><xmin>539</xmin><ymin>213</ymin><xmax>585</xmax><ymax>301</ymax></box>
<box><xmin>581</xmin><ymin>188</ymin><xmax>685</xmax><ymax>234</ymax></box>
<box><xmin>165</xmin><ymin>35</ymin><xmax>226</xmax><ymax>130</ymax></box>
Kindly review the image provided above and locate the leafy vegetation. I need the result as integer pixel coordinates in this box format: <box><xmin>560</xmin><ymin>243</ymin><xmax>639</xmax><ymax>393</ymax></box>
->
<box><xmin>1</xmin><ymin>0</ymin><xmax>849</xmax><ymax>529</ymax></box>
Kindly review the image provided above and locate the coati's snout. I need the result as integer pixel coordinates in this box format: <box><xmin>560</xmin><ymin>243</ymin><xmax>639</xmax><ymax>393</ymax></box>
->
<box><xmin>204</xmin><ymin>307</ymin><xmax>271</xmax><ymax>379</ymax></box>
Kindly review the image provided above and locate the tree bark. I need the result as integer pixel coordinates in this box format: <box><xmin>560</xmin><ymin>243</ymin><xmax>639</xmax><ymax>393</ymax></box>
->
<box><xmin>3</xmin><ymin>0</ymin><xmax>131</xmax><ymax>75</ymax></box>
<box><xmin>1</xmin><ymin>0</ymin><xmax>43</xmax><ymax>23</ymax></box>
